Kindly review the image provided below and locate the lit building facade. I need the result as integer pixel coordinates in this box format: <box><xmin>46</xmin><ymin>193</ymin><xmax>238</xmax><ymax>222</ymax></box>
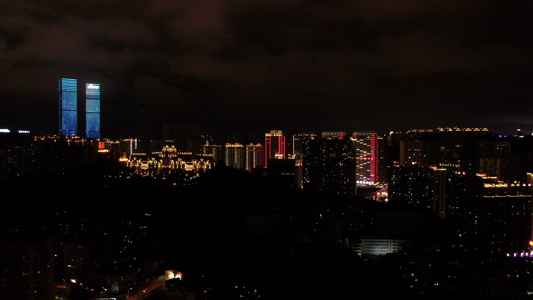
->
<box><xmin>59</xmin><ymin>78</ymin><xmax>78</xmax><ymax>137</ymax></box>
<box><xmin>264</xmin><ymin>130</ymin><xmax>286</xmax><ymax>168</ymax></box>
<box><xmin>322</xmin><ymin>131</ymin><xmax>346</xmax><ymax>140</ymax></box>
<box><xmin>59</xmin><ymin>78</ymin><xmax>102</xmax><ymax>139</ymax></box>
<box><xmin>118</xmin><ymin>138</ymin><xmax>140</xmax><ymax>158</ymax></box>
<box><xmin>351</xmin><ymin>238</ymin><xmax>408</xmax><ymax>257</ymax></box>
<box><xmin>85</xmin><ymin>83</ymin><xmax>101</xmax><ymax>139</ymax></box>
<box><xmin>202</xmin><ymin>142</ymin><xmax>224</xmax><ymax>162</ymax></box>
<box><xmin>126</xmin><ymin>145</ymin><xmax>213</xmax><ymax>177</ymax></box>
<box><xmin>225</xmin><ymin>143</ymin><xmax>245</xmax><ymax>169</ymax></box>
<box><xmin>352</xmin><ymin>132</ymin><xmax>379</xmax><ymax>186</ymax></box>
<box><xmin>246</xmin><ymin>143</ymin><xmax>263</xmax><ymax>172</ymax></box>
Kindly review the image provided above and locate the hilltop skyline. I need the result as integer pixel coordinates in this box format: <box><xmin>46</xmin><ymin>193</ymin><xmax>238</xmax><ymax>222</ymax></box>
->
<box><xmin>1</xmin><ymin>1</ymin><xmax>532</xmax><ymax>137</ymax></box>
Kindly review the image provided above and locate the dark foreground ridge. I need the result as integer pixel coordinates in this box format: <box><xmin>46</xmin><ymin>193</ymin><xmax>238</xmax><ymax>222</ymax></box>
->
<box><xmin>1</xmin><ymin>162</ymin><xmax>528</xmax><ymax>299</ymax></box>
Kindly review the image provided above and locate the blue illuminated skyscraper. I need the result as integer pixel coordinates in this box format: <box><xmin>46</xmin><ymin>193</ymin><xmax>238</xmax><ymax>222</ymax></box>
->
<box><xmin>85</xmin><ymin>83</ymin><xmax>100</xmax><ymax>139</ymax></box>
<box><xmin>59</xmin><ymin>78</ymin><xmax>78</xmax><ymax>136</ymax></box>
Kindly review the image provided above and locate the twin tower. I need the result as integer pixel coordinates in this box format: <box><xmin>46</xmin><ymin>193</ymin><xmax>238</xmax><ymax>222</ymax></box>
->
<box><xmin>59</xmin><ymin>78</ymin><xmax>101</xmax><ymax>139</ymax></box>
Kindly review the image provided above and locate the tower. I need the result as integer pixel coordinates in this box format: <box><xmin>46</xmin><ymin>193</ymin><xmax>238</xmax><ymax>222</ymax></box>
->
<box><xmin>302</xmin><ymin>134</ymin><xmax>355</xmax><ymax>195</ymax></box>
<box><xmin>352</xmin><ymin>132</ymin><xmax>379</xmax><ymax>186</ymax></box>
<box><xmin>264</xmin><ymin>130</ymin><xmax>286</xmax><ymax>168</ymax></box>
<box><xmin>85</xmin><ymin>83</ymin><xmax>101</xmax><ymax>139</ymax></box>
<box><xmin>59</xmin><ymin>78</ymin><xmax>101</xmax><ymax>139</ymax></box>
<box><xmin>225</xmin><ymin>143</ymin><xmax>245</xmax><ymax>169</ymax></box>
<box><xmin>59</xmin><ymin>78</ymin><xmax>78</xmax><ymax>137</ymax></box>
<box><xmin>202</xmin><ymin>142</ymin><xmax>224</xmax><ymax>162</ymax></box>
<box><xmin>246</xmin><ymin>143</ymin><xmax>263</xmax><ymax>172</ymax></box>
<box><xmin>292</xmin><ymin>132</ymin><xmax>317</xmax><ymax>157</ymax></box>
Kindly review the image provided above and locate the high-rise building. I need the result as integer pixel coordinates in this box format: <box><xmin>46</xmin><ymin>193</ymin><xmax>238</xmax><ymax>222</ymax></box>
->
<box><xmin>388</xmin><ymin>165</ymin><xmax>435</xmax><ymax>209</ymax></box>
<box><xmin>85</xmin><ymin>83</ymin><xmax>101</xmax><ymax>139</ymax></box>
<box><xmin>225</xmin><ymin>143</ymin><xmax>245</xmax><ymax>169</ymax></box>
<box><xmin>119</xmin><ymin>138</ymin><xmax>140</xmax><ymax>158</ymax></box>
<box><xmin>202</xmin><ymin>142</ymin><xmax>224</xmax><ymax>162</ymax></box>
<box><xmin>292</xmin><ymin>132</ymin><xmax>317</xmax><ymax>157</ymax></box>
<box><xmin>302</xmin><ymin>134</ymin><xmax>355</xmax><ymax>195</ymax></box>
<box><xmin>264</xmin><ymin>130</ymin><xmax>286</xmax><ymax>168</ymax></box>
<box><xmin>396</xmin><ymin>127</ymin><xmax>494</xmax><ymax>173</ymax></box>
<box><xmin>352</xmin><ymin>132</ymin><xmax>379</xmax><ymax>186</ymax></box>
<box><xmin>59</xmin><ymin>78</ymin><xmax>78</xmax><ymax>137</ymax></box>
<box><xmin>245</xmin><ymin>143</ymin><xmax>263</xmax><ymax>172</ymax></box>
<box><xmin>322</xmin><ymin>131</ymin><xmax>346</xmax><ymax>140</ymax></box>
<box><xmin>59</xmin><ymin>78</ymin><xmax>102</xmax><ymax>139</ymax></box>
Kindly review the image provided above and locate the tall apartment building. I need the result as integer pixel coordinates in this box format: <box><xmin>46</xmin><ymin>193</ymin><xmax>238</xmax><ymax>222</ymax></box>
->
<box><xmin>302</xmin><ymin>134</ymin><xmax>355</xmax><ymax>196</ymax></box>
<box><xmin>352</xmin><ymin>132</ymin><xmax>379</xmax><ymax>186</ymax></box>
<box><xmin>264</xmin><ymin>130</ymin><xmax>286</xmax><ymax>168</ymax></box>
<box><xmin>225</xmin><ymin>143</ymin><xmax>245</xmax><ymax>169</ymax></box>
<box><xmin>246</xmin><ymin>143</ymin><xmax>263</xmax><ymax>172</ymax></box>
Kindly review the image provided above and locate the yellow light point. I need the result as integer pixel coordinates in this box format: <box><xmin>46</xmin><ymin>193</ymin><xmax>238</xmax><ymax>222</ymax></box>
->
<box><xmin>529</xmin><ymin>241</ymin><xmax>533</xmax><ymax>246</ymax></box>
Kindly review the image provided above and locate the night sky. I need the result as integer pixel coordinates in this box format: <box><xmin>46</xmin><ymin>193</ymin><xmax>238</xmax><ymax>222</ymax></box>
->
<box><xmin>1</xmin><ymin>1</ymin><xmax>532</xmax><ymax>138</ymax></box>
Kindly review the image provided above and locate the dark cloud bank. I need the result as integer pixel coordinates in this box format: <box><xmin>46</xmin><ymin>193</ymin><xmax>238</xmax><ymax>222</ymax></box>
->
<box><xmin>0</xmin><ymin>0</ymin><xmax>532</xmax><ymax>137</ymax></box>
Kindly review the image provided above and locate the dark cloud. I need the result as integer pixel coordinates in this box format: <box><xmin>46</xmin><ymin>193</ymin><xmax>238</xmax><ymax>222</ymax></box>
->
<box><xmin>0</xmin><ymin>0</ymin><xmax>532</xmax><ymax>136</ymax></box>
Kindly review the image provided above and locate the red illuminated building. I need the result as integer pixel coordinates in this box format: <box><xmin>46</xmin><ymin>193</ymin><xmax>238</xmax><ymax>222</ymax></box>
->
<box><xmin>352</xmin><ymin>132</ymin><xmax>379</xmax><ymax>186</ymax></box>
<box><xmin>264</xmin><ymin>130</ymin><xmax>286</xmax><ymax>168</ymax></box>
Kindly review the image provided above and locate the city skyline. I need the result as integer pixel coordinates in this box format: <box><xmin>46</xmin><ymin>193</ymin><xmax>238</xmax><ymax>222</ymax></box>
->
<box><xmin>4</xmin><ymin>87</ymin><xmax>533</xmax><ymax>298</ymax></box>
<box><xmin>0</xmin><ymin>1</ymin><xmax>532</xmax><ymax>137</ymax></box>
